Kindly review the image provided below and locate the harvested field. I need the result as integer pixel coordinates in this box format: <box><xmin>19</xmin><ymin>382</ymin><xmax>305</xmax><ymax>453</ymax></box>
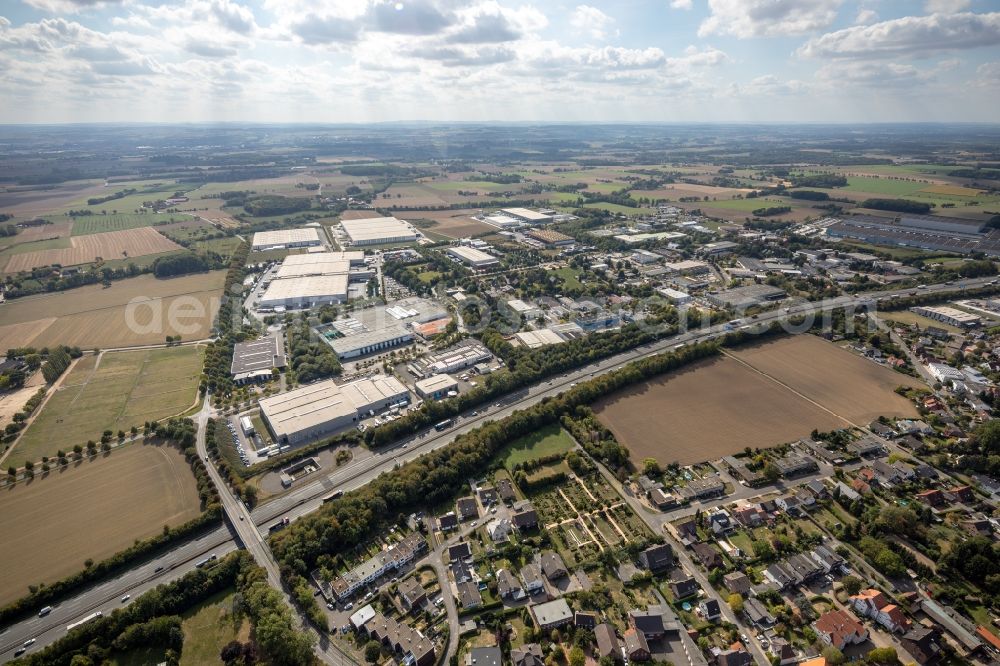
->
<box><xmin>9</xmin><ymin>346</ymin><xmax>204</xmax><ymax>468</ymax></box>
<box><xmin>595</xmin><ymin>335</ymin><xmax>920</xmax><ymax>466</ymax></box>
<box><xmin>0</xmin><ymin>180</ymin><xmax>106</xmax><ymax>218</ymax></box>
<box><xmin>728</xmin><ymin>334</ymin><xmax>921</xmax><ymax>423</ymax></box>
<box><xmin>396</xmin><ymin>209</ymin><xmax>494</xmax><ymax>238</ymax></box>
<box><xmin>0</xmin><ymin>220</ymin><xmax>73</xmax><ymax>251</ymax></box>
<box><xmin>0</xmin><ymin>442</ymin><xmax>201</xmax><ymax>606</ymax></box>
<box><xmin>3</xmin><ymin>227</ymin><xmax>182</xmax><ymax>273</ymax></box>
<box><xmin>630</xmin><ymin>183</ymin><xmax>753</xmax><ymax>199</ymax></box>
<box><xmin>0</xmin><ymin>271</ymin><xmax>225</xmax><ymax>351</ymax></box>
<box><xmin>339</xmin><ymin>209</ymin><xmax>384</xmax><ymax>220</ymax></box>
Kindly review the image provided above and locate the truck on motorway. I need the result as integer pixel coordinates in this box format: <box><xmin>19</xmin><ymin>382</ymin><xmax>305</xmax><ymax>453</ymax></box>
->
<box><xmin>434</xmin><ymin>419</ymin><xmax>454</xmax><ymax>431</ymax></box>
<box><xmin>321</xmin><ymin>490</ymin><xmax>344</xmax><ymax>503</ymax></box>
<box><xmin>195</xmin><ymin>554</ymin><xmax>218</xmax><ymax>569</ymax></box>
<box><xmin>269</xmin><ymin>516</ymin><xmax>292</xmax><ymax>533</ymax></box>
<box><xmin>67</xmin><ymin>611</ymin><xmax>103</xmax><ymax>632</ymax></box>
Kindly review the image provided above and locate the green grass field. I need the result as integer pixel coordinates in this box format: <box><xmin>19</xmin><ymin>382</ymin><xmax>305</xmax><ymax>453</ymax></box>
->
<box><xmin>501</xmin><ymin>424</ymin><xmax>575</xmax><ymax>470</ymax></box>
<box><xmin>425</xmin><ymin>179</ymin><xmax>515</xmax><ymax>193</ymax></box>
<box><xmin>703</xmin><ymin>197</ymin><xmax>792</xmax><ymax>212</ymax></box>
<box><xmin>70</xmin><ymin>213</ymin><xmax>189</xmax><ymax>236</ymax></box>
<box><xmin>0</xmin><ymin>235</ymin><xmax>72</xmax><ymax>259</ymax></box>
<box><xmin>550</xmin><ymin>266</ymin><xmax>584</xmax><ymax>290</ymax></box>
<box><xmin>581</xmin><ymin>202</ymin><xmax>653</xmax><ymax>216</ymax></box>
<box><xmin>9</xmin><ymin>346</ymin><xmax>204</xmax><ymax>468</ymax></box>
<box><xmin>841</xmin><ymin>176</ymin><xmax>927</xmax><ymax>196</ymax></box>
<box><xmin>193</xmin><ymin>237</ymin><xmax>244</xmax><ymax>257</ymax></box>
<box><xmin>109</xmin><ymin>589</ymin><xmax>250</xmax><ymax>666</ymax></box>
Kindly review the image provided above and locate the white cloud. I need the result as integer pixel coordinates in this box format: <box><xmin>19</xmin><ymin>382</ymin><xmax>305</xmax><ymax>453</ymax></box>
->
<box><xmin>799</xmin><ymin>12</ymin><xmax>1000</xmax><ymax>59</ymax></box>
<box><xmin>976</xmin><ymin>61</ymin><xmax>1000</xmax><ymax>87</ymax></box>
<box><xmin>670</xmin><ymin>0</ymin><xmax>693</xmax><ymax>9</ymax></box>
<box><xmin>570</xmin><ymin>5</ymin><xmax>617</xmax><ymax>41</ymax></box>
<box><xmin>22</xmin><ymin>0</ymin><xmax>124</xmax><ymax>13</ymax></box>
<box><xmin>854</xmin><ymin>9</ymin><xmax>877</xmax><ymax>25</ymax></box>
<box><xmin>698</xmin><ymin>0</ymin><xmax>842</xmax><ymax>38</ymax></box>
<box><xmin>925</xmin><ymin>0</ymin><xmax>970</xmax><ymax>13</ymax></box>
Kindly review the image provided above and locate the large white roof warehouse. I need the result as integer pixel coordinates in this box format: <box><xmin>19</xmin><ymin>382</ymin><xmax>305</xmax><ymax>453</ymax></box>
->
<box><xmin>251</xmin><ymin>227</ymin><xmax>322</xmax><ymax>250</ymax></box>
<box><xmin>259</xmin><ymin>376</ymin><xmax>409</xmax><ymax>445</ymax></box>
<box><xmin>340</xmin><ymin>216</ymin><xmax>419</xmax><ymax>246</ymax></box>
<box><xmin>259</xmin><ymin>274</ymin><xmax>349</xmax><ymax>308</ymax></box>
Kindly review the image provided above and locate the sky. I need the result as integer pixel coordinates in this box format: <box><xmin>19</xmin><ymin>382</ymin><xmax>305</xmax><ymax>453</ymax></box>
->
<box><xmin>0</xmin><ymin>0</ymin><xmax>999</xmax><ymax>124</ymax></box>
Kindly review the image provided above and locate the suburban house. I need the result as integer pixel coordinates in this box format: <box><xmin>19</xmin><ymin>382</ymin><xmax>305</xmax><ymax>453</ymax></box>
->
<box><xmin>814</xmin><ymin>609</ymin><xmax>869</xmax><ymax>650</ymax></box>
<box><xmin>692</xmin><ymin>543</ymin><xmax>724</xmax><ymax>570</ymax></box>
<box><xmin>398</xmin><ymin>578</ymin><xmax>427</xmax><ymax>612</ymax></box>
<box><xmin>916</xmin><ymin>489</ymin><xmax>946</xmax><ymax>508</ymax></box>
<box><xmin>456</xmin><ymin>581</ymin><xmax>482</xmax><ymax>609</ymax></box>
<box><xmin>669</xmin><ymin>571</ymin><xmax>700</xmax><ymax>600</ymax></box>
<box><xmin>511</xmin><ymin>501</ymin><xmax>539</xmax><ymax>531</ymax></box>
<box><xmin>530</xmin><ymin>598</ymin><xmax>574</xmax><ymax>630</ymax></box>
<box><xmin>575</xmin><ymin>611</ymin><xmax>598</xmax><ymax>629</ymax></box>
<box><xmin>510</xmin><ymin>644</ymin><xmax>544</xmax><ymax>666</ymax></box>
<box><xmin>540</xmin><ymin>551</ymin><xmax>568</xmax><ymax>580</ymax></box>
<box><xmin>850</xmin><ymin>589</ymin><xmax>912</xmax><ymax>633</ymax></box>
<box><xmin>723</xmin><ymin>571</ymin><xmax>751</xmax><ymax>595</ymax></box>
<box><xmin>497</xmin><ymin>569</ymin><xmax>525</xmax><ymax>601</ymax></box>
<box><xmin>497</xmin><ymin>478</ymin><xmax>516</xmax><ymax>503</ymax></box>
<box><xmin>624</xmin><ymin>629</ymin><xmax>651</xmax><ymax>662</ymax></box>
<box><xmin>467</xmin><ymin>647</ymin><xmax>501</xmax><ymax>666</ymax></box>
<box><xmin>744</xmin><ymin>597</ymin><xmax>775</xmax><ymax>628</ymax></box>
<box><xmin>439</xmin><ymin>512</ymin><xmax>459</xmax><ymax>531</ymax></box>
<box><xmin>700</xmin><ymin>598</ymin><xmax>722</xmax><ymax>621</ymax></box>
<box><xmin>775</xmin><ymin>454</ymin><xmax>819</xmax><ymax>477</ymax></box>
<box><xmin>358</xmin><ymin>611</ymin><xmax>436</xmax><ymax>666</ymax></box>
<box><xmin>629</xmin><ymin>610</ymin><xmax>666</xmax><ymax>639</ymax></box>
<box><xmin>521</xmin><ymin>563</ymin><xmax>545</xmax><ymax>596</ymax></box>
<box><xmin>448</xmin><ymin>542</ymin><xmax>472</xmax><ymax>562</ymax></box>
<box><xmin>456</xmin><ymin>497</ymin><xmax>479</xmax><ymax>521</ymax></box>
<box><xmin>900</xmin><ymin>626</ymin><xmax>944</xmax><ymax>665</ymax></box>
<box><xmin>595</xmin><ymin>623</ymin><xmax>622</xmax><ymax>662</ymax></box>
<box><xmin>638</xmin><ymin>544</ymin><xmax>674</xmax><ymax>574</ymax></box>
<box><xmin>716</xmin><ymin>644</ymin><xmax>753</xmax><ymax>666</ymax></box>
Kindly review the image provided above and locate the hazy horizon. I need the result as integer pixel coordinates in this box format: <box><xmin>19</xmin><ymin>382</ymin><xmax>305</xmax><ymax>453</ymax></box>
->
<box><xmin>1</xmin><ymin>0</ymin><xmax>999</xmax><ymax>124</ymax></box>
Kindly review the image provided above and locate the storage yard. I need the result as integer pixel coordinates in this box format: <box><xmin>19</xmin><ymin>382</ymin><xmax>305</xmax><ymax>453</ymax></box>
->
<box><xmin>595</xmin><ymin>335</ymin><xmax>918</xmax><ymax>466</ymax></box>
<box><xmin>0</xmin><ymin>443</ymin><xmax>201</xmax><ymax>606</ymax></box>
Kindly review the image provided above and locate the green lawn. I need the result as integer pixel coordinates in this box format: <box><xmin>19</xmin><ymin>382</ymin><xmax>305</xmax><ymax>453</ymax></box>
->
<box><xmin>417</xmin><ymin>270</ymin><xmax>443</xmax><ymax>283</ymax></box>
<box><xmin>10</xmin><ymin>346</ymin><xmax>204</xmax><ymax>467</ymax></box>
<box><xmin>550</xmin><ymin>266</ymin><xmax>584</xmax><ymax>290</ymax></box>
<box><xmin>501</xmin><ymin>424</ymin><xmax>575</xmax><ymax>470</ymax></box>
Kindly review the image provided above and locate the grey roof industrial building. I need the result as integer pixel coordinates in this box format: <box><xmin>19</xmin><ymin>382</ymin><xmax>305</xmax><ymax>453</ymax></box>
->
<box><xmin>317</xmin><ymin>298</ymin><xmax>449</xmax><ymax>359</ymax></box>
<box><xmin>231</xmin><ymin>333</ymin><xmax>286</xmax><ymax>383</ymax></box>
<box><xmin>707</xmin><ymin>284</ymin><xmax>786</xmax><ymax>309</ymax></box>
<box><xmin>258</xmin><ymin>251</ymin><xmax>372</xmax><ymax>309</ymax></box>
<box><xmin>826</xmin><ymin>213</ymin><xmax>1000</xmax><ymax>256</ymax></box>
<box><xmin>340</xmin><ymin>216</ymin><xmax>418</xmax><ymax>246</ymax></box>
<box><xmin>251</xmin><ymin>227</ymin><xmax>322</xmax><ymax>250</ymax></box>
<box><xmin>259</xmin><ymin>376</ymin><xmax>409</xmax><ymax>445</ymax></box>
<box><xmin>446</xmin><ymin>246</ymin><xmax>499</xmax><ymax>268</ymax></box>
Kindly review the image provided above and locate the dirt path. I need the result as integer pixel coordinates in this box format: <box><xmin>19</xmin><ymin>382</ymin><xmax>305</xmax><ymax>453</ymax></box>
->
<box><xmin>557</xmin><ymin>488</ymin><xmax>605</xmax><ymax>551</ymax></box>
<box><xmin>603</xmin><ymin>508</ymin><xmax>629</xmax><ymax>540</ymax></box>
<box><xmin>572</xmin><ymin>474</ymin><xmax>598</xmax><ymax>502</ymax></box>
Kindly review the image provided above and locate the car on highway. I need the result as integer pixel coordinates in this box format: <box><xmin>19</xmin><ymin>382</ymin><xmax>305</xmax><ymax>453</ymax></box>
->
<box><xmin>23</xmin><ymin>639</ymin><xmax>36</xmax><ymax>648</ymax></box>
<box><xmin>38</xmin><ymin>606</ymin><xmax>52</xmax><ymax>617</ymax></box>
<box><xmin>154</xmin><ymin>565</ymin><xmax>164</xmax><ymax>573</ymax></box>
<box><xmin>121</xmin><ymin>594</ymin><xmax>131</xmax><ymax>603</ymax></box>
<box><xmin>14</xmin><ymin>648</ymin><xmax>26</xmax><ymax>657</ymax></box>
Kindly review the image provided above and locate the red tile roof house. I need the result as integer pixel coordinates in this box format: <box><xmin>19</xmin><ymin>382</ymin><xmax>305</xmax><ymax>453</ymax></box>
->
<box><xmin>916</xmin><ymin>489</ymin><xmax>946</xmax><ymax>509</ymax></box>
<box><xmin>814</xmin><ymin>609</ymin><xmax>869</xmax><ymax>650</ymax></box>
<box><xmin>849</xmin><ymin>589</ymin><xmax>912</xmax><ymax>633</ymax></box>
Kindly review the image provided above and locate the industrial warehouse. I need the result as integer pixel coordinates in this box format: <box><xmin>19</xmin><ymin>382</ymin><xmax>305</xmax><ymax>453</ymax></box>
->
<box><xmin>315</xmin><ymin>298</ymin><xmax>449</xmax><ymax>359</ymax></box>
<box><xmin>251</xmin><ymin>227</ymin><xmax>322</xmax><ymax>251</ymax></box>
<box><xmin>258</xmin><ymin>252</ymin><xmax>372</xmax><ymax>309</ymax></box>
<box><xmin>230</xmin><ymin>333</ymin><xmax>286</xmax><ymax>384</ymax></box>
<box><xmin>501</xmin><ymin>207</ymin><xmax>553</xmax><ymax>225</ymax></box>
<box><xmin>446</xmin><ymin>245</ymin><xmax>499</xmax><ymax>269</ymax></box>
<box><xmin>339</xmin><ymin>216</ymin><xmax>419</xmax><ymax>246</ymax></box>
<box><xmin>259</xmin><ymin>376</ymin><xmax>410</xmax><ymax>445</ymax></box>
<box><xmin>825</xmin><ymin>213</ymin><xmax>1000</xmax><ymax>256</ymax></box>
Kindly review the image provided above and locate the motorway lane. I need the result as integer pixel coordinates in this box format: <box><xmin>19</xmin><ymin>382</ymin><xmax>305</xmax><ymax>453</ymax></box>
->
<box><xmin>1</xmin><ymin>277</ymin><xmax>995</xmax><ymax>662</ymax></box>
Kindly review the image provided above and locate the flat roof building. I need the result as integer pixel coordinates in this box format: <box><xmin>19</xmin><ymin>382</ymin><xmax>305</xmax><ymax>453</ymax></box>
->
<box><xmin>340</xmin><ymin>216</ymin><xmax>418</xmax><ymax>246</ymax></box>
<box><xmin>414</xmin><ymin>374</ymin><xmax>458</xmax><ymax>400</ymax></box>
<box><xmin>501</xmin><ymin>208</ymin><xmax>553</xmax><ymax>225</ymax></box>
<box><xmin>328</xmin><ymin>325</ymin><xmax>414</xmax><ymax>359</ymax></box>
<box><xmin>252</xmin><ymin>228</ymin><xmax>321</xmax><ymax>251</ymax></box>
<box><xmin>260</xmin><ymin>376</ymin><xmax>409</xmax><ymax>445</ymax></box>
<box><xmin>446</xmin><ymin>246</ymin><xmax>499</xmax><ymax>269</ymax></box>
<box><xmin>231</xmin><ymin>333</ymin><xmax>286</xmax><ymax>384</ymax></box>
<box><xmin>526</xmin><ymin>229</ymin><xmax>574</xmax><ymax>247</ymax></box>
<box><xmin>425</xmin><ymin>342</ymin><xmax>492</xmax><ymax>374</ymax></box>
<box><xmin>911</xmin><ymin>305</ymin><xmax>980</xmax><ymax>328</ymax></box>
<box><xmin>259</xmin><ymin>274</ymin><xmax>349</xmax><ymax>309</ymax></box>
<box><xmin>708</xmin><ymin>284</ymin><xmax>786</xmax><ymax>309</ymax></box>
<box><xmin>514</xmin><ymin>329</ymin><xmax>565</xmax><ymax>349</ymax></box>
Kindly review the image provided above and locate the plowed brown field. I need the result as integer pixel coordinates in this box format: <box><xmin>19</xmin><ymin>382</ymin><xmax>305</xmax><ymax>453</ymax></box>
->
<box><xmin>3</xmin><ymin>227</ymin><xmax>181</xmax><ymax>272</ymax></box>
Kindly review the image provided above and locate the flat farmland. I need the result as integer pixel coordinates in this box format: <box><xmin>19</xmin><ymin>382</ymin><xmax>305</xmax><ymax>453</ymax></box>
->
<box><xmin>594</xmin><ymin>335</ymin><xmax>920</xmax><ymax>466</ymax></box>
<box><xmin>9</xmin><ymin>346</ymin><xmax>204</xmax><ymax>468</ymax></box>
<box><xmin>630</xmin><ymin>183</ymin><xmax>753</xmax><ymax>200</ymax></box>
<box><xmin>3</xmin><ymin>227</ymin><xmax>182</xmax><ymax>272</ymax></box>
<box><xmin>396</xmin><ymin>209</ymin><xmax>494</xmax><ymax>238</ymax></box>
<box><xmin>0</xmin><ymin>271</ymin><xmax>225</xmax><ymax>351</ymax></box>
<box><xmin>0</xmin><ymin>220</ymin><xmax>73</xmax><ymax>251</ymax></box>
<box><xmin>728</xmin><ymin>334</ymin><xmax>922</xmax><ymax>423</ymax></box>
<box><xmin>0</xmin><ymin>443</ymin><xmax>201</xmax><ymax>606</ymax></box>
<box><xmin>0</xmin><ymin>180</ymin><xmax>106</xmax><ymax>218</ymax></box>
<box><xmin>70</xmin><ymin>212</ymin><xmax>187</xmax><ymax>236</ymax></box>
<box><xmin>594</xmin><ymin>355</ymin><xmax>843</xmax><ymax>466</ymax></box>
<box><xmin>340</xmin><ymin>209</ymin><xmax>384</xmax><ymax>220</ymax></box>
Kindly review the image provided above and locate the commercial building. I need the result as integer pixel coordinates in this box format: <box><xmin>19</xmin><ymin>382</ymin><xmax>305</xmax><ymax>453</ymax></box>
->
<box><xmin>514</xmin><ymin>329</ymin><xmax>565</xmax><ymax>349</ymax></box>
<box><xmin>231</xmin><ymin>333</ymin><xmax>286</xmax><ymax>384</ymax></box>
<box><xmin>251</xmin><ymin>227</ymin><xmax>322</xmax><ymax>251</ymax></box>
<box><xmin>425</xmin><ymin>342</ymin><xmax>492</xmax><ymax>374</ymax></box>
<box><xmin>446</xmin><ymin>246</ymin><xmax>499</xmax><ymax>269</ymax></box>
<box><xmin>329</xmin><ymin>326</ymin><xmax>414</xmax><ymax>359</ymax></box>
<box><xmin>273</xmin><ymin>251</ymin><xmax>366</xmax><ymax>279</ymax></box>
<box><xmin>414</xmin><ymin>374</ymin><xmax>458</xmax><ymax>400</ymax></box>
<box><xmin>657</xmin><ymin>287</ymin><xmax>691</xmax><ymax>305</ymax></box>
<box><xmin>826</xmin><ymin>213</ymin><xmax>1000</xmax><ymax>256</ymax></box>
<box><xmin>259</xmin><ymin>376</ymin><xmax>409</xmax><ymax>445</ymax></box>
<box><xmin>664</xmin><ymin>260</ymin><xmax>710</xmax><ymax>276</ymax></box>
<box><xmin>526</xmin><ymin>229</ymin><xmax>574</xmax><ymax>247</ymax></box>
<box><xmin>699</xmin><ymin>241</ymin><xmax>740</xmax><ymax>257</ymax></box>
<box><xmin>340</xmin><ymin>216</ymin><xmax>419</xmax><ymax>246</ymax></box>
<box><xmin>911</xmin><ymin>305</ymin><xmax>980</xmax><ymax>328</ymax></box>
<box><xmin>507</xmin><ymin>299</ymin><xmax>541</xmax><ymax>320</ymax></box>
<box><xmin>258</xmin><ymin>274</ymin><xmax>350</xmax><ymax>309</ymax></box>
<box><xmin>501</xmin><ymin>208</ymin><xmax>553</xmax><ymax>225</ymax></box>
<box><xmin>707</xmin><ymin>284</ymin><xmax>786</xmax><ymax>309</ymax></box>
